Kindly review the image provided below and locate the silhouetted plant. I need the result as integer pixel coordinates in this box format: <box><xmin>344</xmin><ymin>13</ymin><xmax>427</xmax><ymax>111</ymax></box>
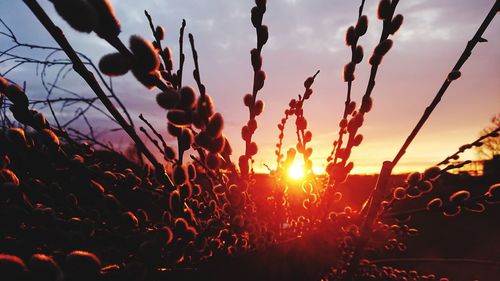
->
<box><xmin>0</xmin><ymin>0</ymin><xmax>497</xmax><ymax>280</ymax></box>
<box><xmin>438</xmin><ymin>126</ymin><xmax>499</xmax><ymax>166</ymax></box>
<box><xmin>239</xmin><ymin>0</ymin><xmax>269</xmax><ymax>177</ymax></box>
<box><xmin>326</xmin><ymin>0</ymin><xmax>403</xmax><ymax>187</ymax></box>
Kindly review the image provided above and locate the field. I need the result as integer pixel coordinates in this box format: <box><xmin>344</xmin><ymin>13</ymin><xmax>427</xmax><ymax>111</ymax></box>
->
<box><xmin>1</xmin><ymin>0</ymin><xmax>499</xmax><ymax>281</ymax></box>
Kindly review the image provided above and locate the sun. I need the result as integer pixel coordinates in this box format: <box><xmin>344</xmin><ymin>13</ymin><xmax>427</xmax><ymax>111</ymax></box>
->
<box><xmin>288</xmin><ymin>161</ymin><xmax>305</xmax><ymax>180</ymax></box>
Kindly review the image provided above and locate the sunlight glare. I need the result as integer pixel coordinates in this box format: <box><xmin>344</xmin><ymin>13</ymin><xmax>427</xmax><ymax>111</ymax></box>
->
<box><xmin>288</xmin><ymin>161</ymin><xmax>305</xmax><ymax>180</ymax></box>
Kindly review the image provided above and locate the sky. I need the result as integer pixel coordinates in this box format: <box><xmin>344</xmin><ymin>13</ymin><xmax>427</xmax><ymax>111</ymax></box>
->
<box><xmin>1</xmin><ymin>0</ymin><xmax>499</xmax><ymax>174</ymax></box>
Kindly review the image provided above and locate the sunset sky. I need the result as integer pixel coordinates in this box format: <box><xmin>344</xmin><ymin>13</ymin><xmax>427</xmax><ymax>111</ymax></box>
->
<box><xmin>1</xmin><ymin>0</ymin><xmax>499</xmax><ymax>174</ymax></box>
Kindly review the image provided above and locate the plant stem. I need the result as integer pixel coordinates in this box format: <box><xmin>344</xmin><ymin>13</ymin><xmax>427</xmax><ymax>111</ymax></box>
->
<box><xmin>23</xmin><ymin>0</ymin><xmax>174</xmax><ymax>188</ymax></box>
<box><xmin>363</xmin><ymin>0</ymin><xmax>498</xmax><ymax>217</ymax></box>
<box><xmin>354</xmin><ymin>3</ymin><xmax>499</xmax><ymax>278</ymax></box>
<box><xmin>392</xmin><ymin>0</ymin><xmax>499</xmax><ymax>167</ymax></box>
<box><xmin>436</xmin><ymin>126</ymin><xmax>500</xmax><ymax>166</ymax></box>
<box><xmin>178</xmin><ymin>20</ymin><xmax>186</xmax><ymax>89</ymax></box>
<box><xmin>343</xmin><ymin>161</ymin><xmax>393</xmax><ymax>280</ymax></box>
<box><xmin>188</xmin><ymin>33</ymin><xmax>205</xmax><ymax>97</ymax></box>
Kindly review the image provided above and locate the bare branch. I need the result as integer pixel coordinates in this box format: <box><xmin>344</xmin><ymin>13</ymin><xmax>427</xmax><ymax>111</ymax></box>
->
<box><xmin>23</xmin><ymin>0</ymin><xmax>173</xmax><ymax>188</ymax></box>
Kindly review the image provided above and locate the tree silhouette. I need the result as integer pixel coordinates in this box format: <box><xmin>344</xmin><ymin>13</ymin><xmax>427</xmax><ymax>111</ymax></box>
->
<box><xmin>476</xmin><ymin>113</ymin><xmax>500</xmax><ymax>159</ymax></box>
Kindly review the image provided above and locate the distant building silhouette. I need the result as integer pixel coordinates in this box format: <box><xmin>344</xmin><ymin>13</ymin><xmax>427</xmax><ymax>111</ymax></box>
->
<box><xmin>451</xmin><ymin>155</ymin><xmax>499</xmax><ymax>180</ymax></box>
<box><xmin>483</xmin><ymin>155</ymin><xmax>500</xmax><ymax>180</ymax></box>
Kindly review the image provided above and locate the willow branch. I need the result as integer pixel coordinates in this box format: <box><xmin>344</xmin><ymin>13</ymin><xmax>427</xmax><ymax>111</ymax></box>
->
<box><xmin>177</xmin><ymin>20</ymin><xmax>186</xmax><ymax>89</ymax></box>
<box><xmin>392</xmin><ymin>0</ymin><xmax>499</xmax><ymax>166</ymax></box>
<box><xmin>188</xmin><ymin>33</ymin><xmax>205</xmax><ymax>97</ymax></box>
<box><xmin>436</xmin><ymin>126</ymin><xmax>500</xmax><ymax>166</ymax></box>
<box><xmin>23</xmin><ymin>0</ymin><xmax>173</xmax><ymax>188</ymax></box>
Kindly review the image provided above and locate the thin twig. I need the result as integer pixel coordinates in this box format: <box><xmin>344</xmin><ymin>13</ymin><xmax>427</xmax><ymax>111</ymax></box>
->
<box><xmin>436</xmin><ymin>126</ymin><xmax>500</xmax><ymax>166</ymax></box>
<box><xmin>188</xmin><ymin>33</ymin><xmax>205</xmax><ymax>97</ymax></box>
<box><xmin>357</xmin><ymin>0</ymin><xmax>366</xmax><ymax>19</ymax></box>
<box><xmin>23</xmin><ymin>0</ymin><xmax>173</xmax><ymax>188</ymax></box>
<box><xmin>140</xmin><ymin>126</ymin><xmax>164</xmax><ymax>154</ymax></box>
<box><xmin>144</xmin><ymin>10</ymin><xmax>168</xmax><ymax>73</ymax></box>
<box><xmin>139</xmin><ymin>114</ymin><xmax>170</xmax><ymax>154</ymax></box>
<box><xmin>177</xmin><ymin>20</ymin><xmax>186</xmax><ymax>89</ymax></box>
<box><xmin>0</xmin><ymin>20</ymin><xmax>135</xmax><ymax>130</ymax></box>
<box><xmin>67</xmin><ymin>127</ymin><xmax>116</xmax><ymax>153</ymax></box>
